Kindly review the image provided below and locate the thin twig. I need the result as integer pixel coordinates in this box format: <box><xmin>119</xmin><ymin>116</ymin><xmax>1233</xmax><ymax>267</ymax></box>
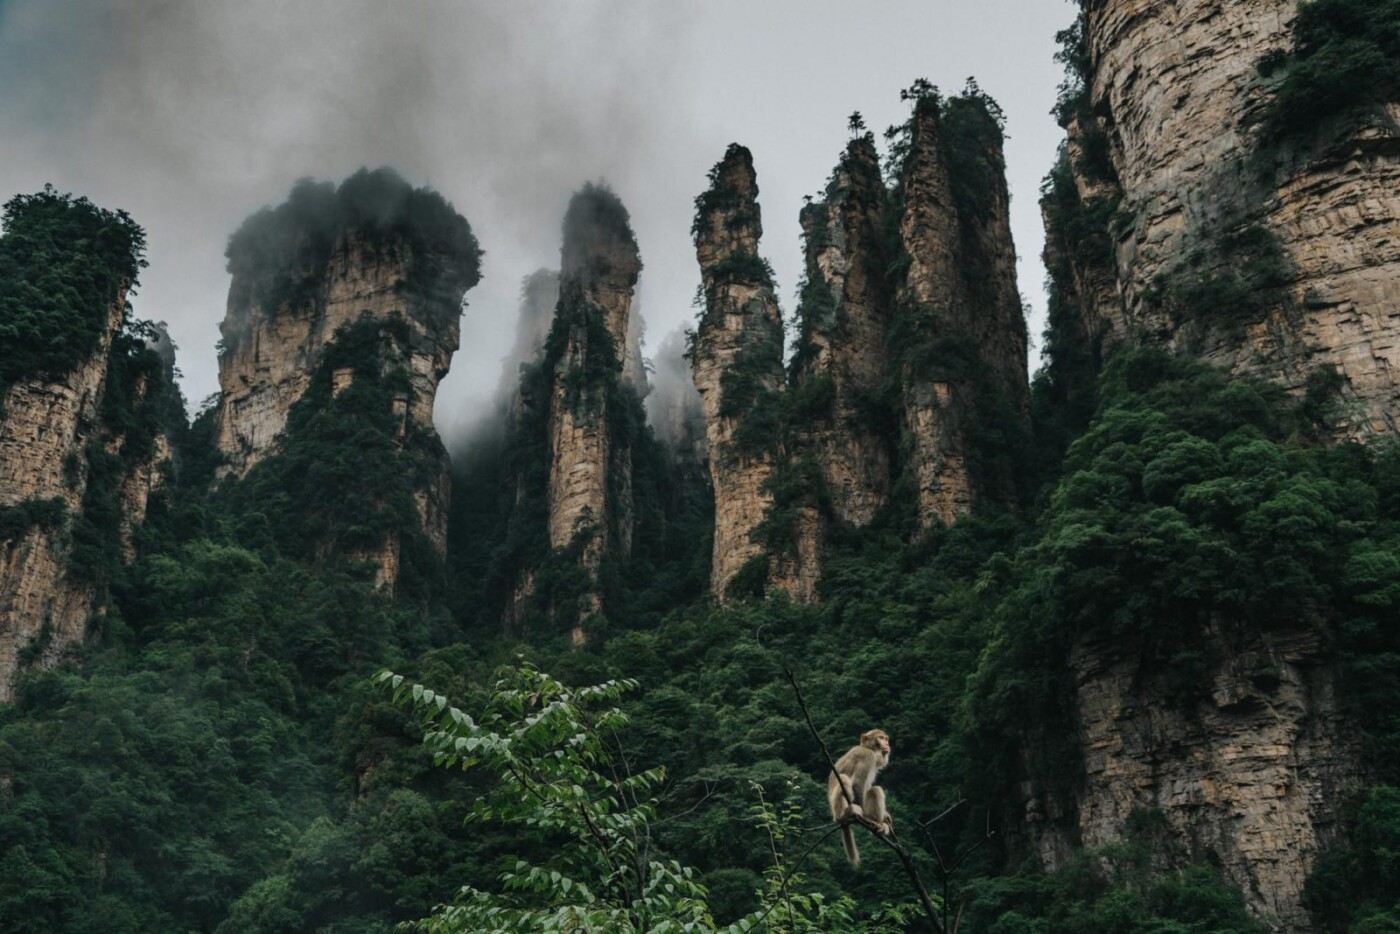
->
<box><xmin>654</xmin><ymin>781</ymin><xmax>719</xmax><ymax>825</ymax></box>
<box><xmin>741</xmin><ymin>824</ymin><xmax>845</xmax><ymax>933</ymax></box>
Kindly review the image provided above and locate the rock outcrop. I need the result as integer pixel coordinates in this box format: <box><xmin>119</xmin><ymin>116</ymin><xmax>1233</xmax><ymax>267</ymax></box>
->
<box><xmin>690</xmin><ymin>103</ymin><xmax>1028</xmax><ymax>601</ymax></box>
<box><xmin>213</xmin><ymin>169</ymin><xmax>480</xmax><ymax>588</ymax></box>
<box><xmin>518</xmin><ymin>185</ymin><xmax>645</xmax><ymax>641</ymax></box>
<box><xmin>691</xmin><ymin>145</ymin><xmax>820</xmax><ymax>602</ymax></box>
<box><xmin>894</xmin><ymin>98</ymin><xmax>1029</xmax><ymax>529</ymax></box>
<box><xmin>0</xmin><ymin>303</ymin><xmax>119</xmax><ymax>702</ymax></box>
<box><xmin>0</xmin><ymin>300</ymin><xmax>174</xmax><ymax>701</ymax></box>
<box><xmin>1059</xmin><ymin>0</ymin><xmax>1400</xmax><ymax>436</ymax></box>
<box><xmin>1020</xmin><ymin>622</ymin><xmax>1364</xmax><ymax>931</ymax></box>
<box><xmin>1033</xmin><ymin>3</ymin><xmax>1398</xmax><ymax>924</ymax></box>
<box><xmin>793</xmin><ymin>137</ymin><xmax>893</xmax><ymax>527</ymax></box>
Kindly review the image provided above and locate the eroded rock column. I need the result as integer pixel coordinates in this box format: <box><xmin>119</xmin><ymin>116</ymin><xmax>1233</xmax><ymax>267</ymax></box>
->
<box><xmin>692</xmin><ymin>146</ymin><xmax>786</xmax><ymax>599</ymax></box>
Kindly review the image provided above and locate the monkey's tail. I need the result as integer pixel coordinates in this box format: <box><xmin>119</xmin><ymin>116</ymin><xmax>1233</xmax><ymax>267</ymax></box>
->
<box><xmin>842</xmin><ymin>825</ymin><xmax>860</xmax><ymax>867</ymax></box>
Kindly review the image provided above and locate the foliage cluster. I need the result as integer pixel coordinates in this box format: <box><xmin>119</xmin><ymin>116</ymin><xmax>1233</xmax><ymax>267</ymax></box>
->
<box><xmin>0</xmin><ymin>497</ymin><xmax>68</xmax><ymax>542</ymax></box>
<box><xmin>692</xmin><ymin>143</ymin><xmax>759</xmax><ymax>240</ymax></box>
<box><xmin>224</xmin><ymin>168</ymin><xmax>481</xmax><ymax>328</ymax></box>
<box><xmin>1258</xmin><ymin>0</ymin><xmax>1400</xmax><ymax>145</ymax></box>
<box><xmin>0</xmin><ymin>540</ymin><xmax>444</xmax><ymax>933</ymax></box>
<box><xmin>562</xmin><ymin>181</ymin><xmax>638</xmax><ymax>264</ymax></box>
<box><xmin>958</xmin><ymin>812</ymin><xmax>1265</xmax><ymax>934</ymax></box>
<box><xmin>6</xmin><ymin>328</ymin><xmax>1398</xmax><ymax>931</ymax></box>
<box><xmin>215</xmin><ymin>314</ymin><xmax>445</xmax><ymax>598</ymax></box>
<box><xmin>0</xmin><ymin>186</ymin><xmax>147</xmax><ymax>394</ymax></box>
<box><xmin>1149</xmin><ymin>224</ymin><xmax>1289</xmax><ymax>325</ymax></box>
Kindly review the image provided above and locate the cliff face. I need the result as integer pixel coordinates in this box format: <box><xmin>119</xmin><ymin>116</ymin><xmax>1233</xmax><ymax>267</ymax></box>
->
<box><xmin>533</xmin><ymin>186</ymin><xmax>644</xmax><ymax>641</ymax></box>
<box><xmin>691</xmin><ymin>145</ymin><xmax>819</xmax><ymax>602</ymax></box>
<box><xmin>214</xmin><ymin>170</ymin><xmax>480</xmax><ymax>587</ymax></box>
<box><xmin>0</xmin><ymin>303</ymin><xmax>119</xmax><ymax>702</ymax></box>
<box><xmin>549</xmin><ymin>187</ymin><xmax>644</xmax><ymax>550</ymax></box>
<box><xmin>1031</xmin><ymin>3</ymin><xmax>1398</xmax><ymax>925</ymax></box>
<box><xmin>1019</xmin><ymin>621</ymin><xmax>1364</xmax><ymax>931</ymax></box>
<box><xmin>0</xmin><ymin>299</ymin><xmax>173</xmax><ymax>701</ymax></box>
<box><xmin>895</xmin><ymin>101</ymin><xmax>1029</xmax><ymax>528</ymax></box>
<box><xmin>794</xmin><ymin>137</ymin><xmax>892</xmax><ymax>527</ymax></box>
<box><xmin>1062</xmin><ymin>0</ymin><xmax>1400</xmax><ymax>435</ymax></box>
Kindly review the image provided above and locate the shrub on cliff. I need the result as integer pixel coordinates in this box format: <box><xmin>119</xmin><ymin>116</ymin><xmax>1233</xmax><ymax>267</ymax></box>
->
<box><xmin>0</xmin><ymin>186</ymin><xmax>146</xmax><ymax>390</ymax></box>
<box><xmin>224</xmin><ymin>168</ymin><xmax>481</xmax><ymax>318</ymax></box>
<box><xmin>1259</xmin><ymin>0</ymin><xmax>1400</xmax><ymax>144</ymax></box>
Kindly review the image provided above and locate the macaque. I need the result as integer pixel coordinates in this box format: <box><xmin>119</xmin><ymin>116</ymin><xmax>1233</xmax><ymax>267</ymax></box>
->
<box><xmin>827</xmin><ymin>728</ymin><xmax>893</xmax><ymax>866</ymax></box>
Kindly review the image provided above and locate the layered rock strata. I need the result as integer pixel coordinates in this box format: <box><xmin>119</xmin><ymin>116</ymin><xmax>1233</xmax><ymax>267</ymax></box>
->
<box><xmin>794</xmin><ymin>137</ymin><xmax>893</xmax><ymax>526</ymax></box>
<box><xmin>1022</xmin><ymin>623</ymin><xmax>1364</xmax><ymax>931</ymax></box>
<box><xmin>214</xmin><ymin>171</ymin><xmax>480</xmax><ymax>586</ymax></box>
<box><xmin>1064</xmin><ymin>0</ymin><xmax>1400</xmax><ymax>435</ymax></box>
<box><xmin>895</xmin><ymin>102</ymin><xmax>1029</xmax><ymax>528</ymax></box>
<box><xmin>544</xmin><ymin>186</ymin><xmax>644</xmax><ymax>641</ymax></box>
<box><xmin>691</xmin><ymin>145</ymin><xmax>819</xmax><ymax>602</ymax></box>
<box><xmin>0</xmin><ymin>297</ymin><xmax>171</xmax><ymax>701</ymax></box>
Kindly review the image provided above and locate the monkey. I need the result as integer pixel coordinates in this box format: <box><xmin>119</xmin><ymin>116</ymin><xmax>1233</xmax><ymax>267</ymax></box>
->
<box><xmin>827</xmin><ymin>728</ymin><xmax>893</xmax><ymax>866</ymax></box>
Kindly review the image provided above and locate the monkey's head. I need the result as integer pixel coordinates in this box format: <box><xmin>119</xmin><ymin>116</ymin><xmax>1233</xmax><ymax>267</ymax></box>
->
<box><xmin>860</xmin><ymin>729</ymin><xmax>891</xmax><ymax>757</ymax></box>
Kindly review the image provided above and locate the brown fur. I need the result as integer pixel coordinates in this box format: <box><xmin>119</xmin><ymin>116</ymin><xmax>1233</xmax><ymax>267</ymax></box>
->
<box><xmin>827</xmin><ymin>729</ymin><xmax>892</xmax><ymax>866</ymax></box>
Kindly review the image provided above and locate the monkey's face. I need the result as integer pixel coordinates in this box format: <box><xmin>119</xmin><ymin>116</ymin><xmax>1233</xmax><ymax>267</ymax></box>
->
<box><xmin>861</xmin><ymin>729</ymin><xmax>891</xmax><ymax>756</ymax></box>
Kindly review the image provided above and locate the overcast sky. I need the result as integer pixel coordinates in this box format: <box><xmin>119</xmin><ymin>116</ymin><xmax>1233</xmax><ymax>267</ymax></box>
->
<box><xmin>0</xmin><ymin>0</ymin><xmax>1074</xmax><ymax>443</ymax></box>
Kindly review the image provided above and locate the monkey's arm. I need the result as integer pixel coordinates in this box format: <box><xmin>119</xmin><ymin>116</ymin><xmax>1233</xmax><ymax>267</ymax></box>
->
<box><xmin>845</xmin><ymin>751</ymin><xmax>877</xmax><ymax>809</ymax></box>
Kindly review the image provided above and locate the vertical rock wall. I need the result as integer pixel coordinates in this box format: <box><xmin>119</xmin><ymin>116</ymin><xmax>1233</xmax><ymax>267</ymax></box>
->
<box><xmin>543</xmin><ymin>186</ymin><xmax>643</xmax><ymax>640</ymax></box>
<box><xmin>1068</xmin><ymin>0</ymin><xmax>1400</xmax><ymax>435</ymax></box>
<box><xmin>0</xmin><ymin>297</ymin><xmax>172</xmax><ymax>701</ymax></box>
<box><xmin>213</xmin><ymin>172</ymin><xmax>480</xmax><ymax>587</ymax></box>
<box><xmin>691</xmin><ymin>145</ymin><xmax>818</xmax><ymax>601</ymax></box>
<box><xmin>0</xmin><ymin>302</ymin><xmax>121</xmax><ymax>701</ymax></box>
<box><xmin>895</xmin><ymin>102</ymin><xmax>1029</xmax><ymax>529</ymax></box>
<box><xmin>794</xmin><ymin>137</ymin><xmax>893</xmax><ymax>527</ymax></box>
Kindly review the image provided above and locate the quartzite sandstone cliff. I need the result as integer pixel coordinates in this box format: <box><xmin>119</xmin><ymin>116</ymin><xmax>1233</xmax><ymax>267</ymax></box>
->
<box><xmin>894</xmin><ymin>99</ymin><xmax>1029</xmax><ymax>529</ymax></box>
<box><xmin>794</xmin><ymin>137</ymin><xmax>893</xmax><ymax>527</ymax></box>
<box><xmin>543</xmin><ymin>187</ymin><xmax>644</xmax><ymax>640</ymax></box>
<box><xmin>0</xmin><ymin>297</ymin><xmax>172</xmax><ymax>701</ymax></box>
<box><xmin>213</xmin><ymin>171</ymin><xmax>480</xmax><ymax>589</ymax></box>
<box><xmin>1034</xmin><ymin>2</ymin><xmax>1396</xmax><ymax>926</ymax></box>
<box><xmin>1059</xmin><ymin>0</ymin><xmax>1400</xmax><ymax>436</ymax></box>
<box><xmin>692</xmin><ymin>145</ymin><xmax>821</xmax><ymax>602</ymax></box>
<box><xmin>691</xmin><ymin>104</ymin><xmax>1029</xmax><ymax>602</ymax></box>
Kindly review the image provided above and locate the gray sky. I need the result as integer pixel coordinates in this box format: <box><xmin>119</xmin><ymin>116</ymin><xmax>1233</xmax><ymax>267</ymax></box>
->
<box><xmin>0</xmin><ymin>0</ymin><xmax>1074</xmax><ymax>443</ymax></box>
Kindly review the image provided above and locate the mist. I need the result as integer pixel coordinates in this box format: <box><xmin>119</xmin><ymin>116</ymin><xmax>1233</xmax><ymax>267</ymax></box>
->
<box><xmin>0</xmin><ymin>0</ymin><xmax>1075</xmax><ymax>446</ymax></box>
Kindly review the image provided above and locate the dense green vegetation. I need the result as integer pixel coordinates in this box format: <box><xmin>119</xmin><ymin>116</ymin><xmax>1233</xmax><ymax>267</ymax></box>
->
<box><xmin>0</xmin><ymin>186</ymin><xmax>147</xmax><ymax>394</ymax></box>
<box><xmin>224</xmin><ymin>167</ymin><xmax>481</xmax><ymax>330</ymax></box>
<box><xmin>216</xmin><ymin>314</ymin><xmax>448</xmax><ymax>599</ymax></box>
<box><xmin>1258</xmin><ymin>0</ymin><xmax>1400</xmax><ymax>145</ymax></box>
<box><xmin>3</xmin><ymin>82</ymin><xmax>1400</xmax><ymax>932</ymax></box>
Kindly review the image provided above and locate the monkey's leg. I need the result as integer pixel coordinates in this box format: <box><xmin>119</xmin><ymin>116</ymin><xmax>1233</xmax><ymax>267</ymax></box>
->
<box><xmin>864</xmin><ymin>786</ymin><xmax>893</xmax><ymax>835</ymax></box>
<box><xmin>838</xmin><ymin>775</ymin><xmax>864</xmax><ymax>819</ymax></box>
